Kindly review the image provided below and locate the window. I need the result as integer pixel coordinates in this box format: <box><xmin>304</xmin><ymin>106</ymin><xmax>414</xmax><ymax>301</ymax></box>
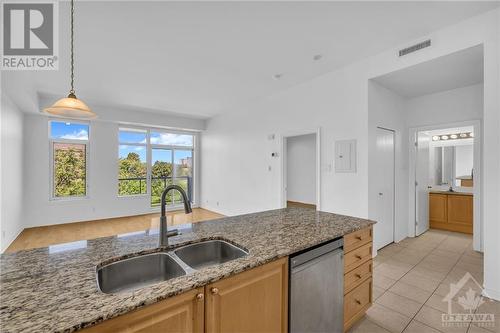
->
<box><xmin>117</xmin><ymin>128</ymin><xmax>195</xmax><ymax>208</ymax></box>
<box><xmin>50</xmin><ymin>121</ymin><xmax>89</xmax><ymax>198</ymax></box>
<box><xmin>118</xmin><ymin>129</ymin><xmax>147</xmax><ymax>196</ymax></box>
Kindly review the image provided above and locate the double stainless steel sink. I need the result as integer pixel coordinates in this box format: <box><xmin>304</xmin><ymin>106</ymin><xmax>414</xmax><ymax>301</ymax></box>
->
<box><xmin>97</xmin><ymin>240</ymin><xmax>248</xmax><ymax>294</ymax></box>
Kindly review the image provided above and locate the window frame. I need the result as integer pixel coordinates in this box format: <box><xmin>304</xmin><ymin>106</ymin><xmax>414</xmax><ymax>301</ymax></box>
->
<box><xmin>117</xmin><ymin>127</ymin><xmax>149</xmax><ymax>198</ymax></box>
<box><xmin>48</xmin><ymin>119</ymin><xmax>90</xmax><ymax>201</ymax></box>
<box><xmin>117</xmin><ymin>125</ymin><xmax>198</xmax><ymax>210</ymax></box>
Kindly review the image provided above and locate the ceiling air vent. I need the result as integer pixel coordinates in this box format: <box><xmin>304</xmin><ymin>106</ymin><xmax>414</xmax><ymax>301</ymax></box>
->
<box><xmin>399</xmin><ymin>39</ymin><xmax>431</xmax><ymax>57</ymax></box>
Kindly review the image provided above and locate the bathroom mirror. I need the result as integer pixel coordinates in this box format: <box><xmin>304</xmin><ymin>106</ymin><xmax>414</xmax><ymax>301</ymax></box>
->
<box><xmin>431</xmin><ymin>143</ymin><xmax>473</xmax><ymax>187</ymax></box>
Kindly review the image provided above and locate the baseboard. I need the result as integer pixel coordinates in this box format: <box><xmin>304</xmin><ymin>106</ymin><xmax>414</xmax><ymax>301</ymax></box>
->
<box><xmin>483</xmin><ymin>288</ymin><xmax>500</xmax><ymax>301</ymax></box>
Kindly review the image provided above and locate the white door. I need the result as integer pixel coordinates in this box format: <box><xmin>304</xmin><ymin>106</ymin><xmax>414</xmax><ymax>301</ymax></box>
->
<box><xmin>374</xmin><ymin>128</ymin><xmax>395</xmax><ymax>249</ymax></box>
<box><xmin>415</xmin><ymin>132</ymin><xmax>430</xmax><ymax>236</ymax></box>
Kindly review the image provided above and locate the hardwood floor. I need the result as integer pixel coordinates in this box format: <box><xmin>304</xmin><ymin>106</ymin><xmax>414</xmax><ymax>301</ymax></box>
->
<box><xmin>5</xmin><ymin>208</ymin><xmax>224</xmax><ymax>253</ymax></box>
<box><xmin>286</xmin><ymin>200</ymin><xmax>316</xmax><ymax>210</ymax></box>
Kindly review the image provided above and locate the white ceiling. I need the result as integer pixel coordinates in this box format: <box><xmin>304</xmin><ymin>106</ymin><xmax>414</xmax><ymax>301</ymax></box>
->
<box><xmin>3</xmin><ymin>1</ymin><xmax>498</xmax><ymax>118</ymax></box>
<box><xmin>372</xmin><ymin>45</ymin><xmax>484</xmax><ymax>98</ymax></box>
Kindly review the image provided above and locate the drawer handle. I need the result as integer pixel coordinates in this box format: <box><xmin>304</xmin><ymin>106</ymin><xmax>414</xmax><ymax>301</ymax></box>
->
<box><xmin>355</xmin><ymin>299</ymin><xmax>361</xmax><ymax>305</ymax></box>
<box><xmin>211</xmin><ymin>287</ymin><xmax>219</xmax><ymax>295</ymax></box>
<box><xmin>196</xmin><ymin>293</ymin><xmax>204</xmax><ymax>300</ymax></box>
<box><xmin>355</xmin><ymin>255</ymin><xmax>362</xmax><ymax>260</ymax></box>
<box><xmin>356</xmin><ymin>236</ymin><xmax>362</xmax><ymax>241</ymax></box>
<box><xmin>355</xmin><ymin>273</ymin><xmax>362</xmax><ymax>279</ymax></box>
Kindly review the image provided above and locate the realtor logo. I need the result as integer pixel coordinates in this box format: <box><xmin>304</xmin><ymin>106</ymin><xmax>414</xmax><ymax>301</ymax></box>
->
<box><xmin>441</xmin><ymin>272</ymin><xmax>495</xmax><ymax>329</ymax></box>
<box><xmin>1</xmin><ymin>1</ymin><xmax>58</xmax><ymax>70</ymax></box>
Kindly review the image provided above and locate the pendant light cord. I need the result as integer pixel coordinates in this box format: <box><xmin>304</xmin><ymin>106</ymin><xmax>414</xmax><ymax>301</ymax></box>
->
<box><xmin>70</xmin><ymin>0</ymin><xmax>75</xmax><ymax>95</ymax></box>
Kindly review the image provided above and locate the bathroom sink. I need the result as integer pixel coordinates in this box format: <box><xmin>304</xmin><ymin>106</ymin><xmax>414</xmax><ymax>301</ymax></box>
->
<box><xmin>174</xmin><ymin>240</ymin><xmax>248</xmax><ymax>270</ymax></box>
<box><xmin>97</xmin><ymin>253</ymin><xmax>186</xmax><ymax>294</ymax></box>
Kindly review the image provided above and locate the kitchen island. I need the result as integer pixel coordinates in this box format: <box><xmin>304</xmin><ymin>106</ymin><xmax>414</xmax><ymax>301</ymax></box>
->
<box><xmin>0</xmin><ymin>207</ymin><xmax>375</xmax><ymax>332</ymax></box>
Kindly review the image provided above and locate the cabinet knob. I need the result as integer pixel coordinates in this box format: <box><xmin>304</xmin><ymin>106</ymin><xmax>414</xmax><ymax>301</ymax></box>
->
<box><xmin>355</xmin><ymin>236</ymin><xmax>362</xmax><ymax>240</ymax></box>
<box><xmin>355</xmin><ymin>299</ymin><xmax>361</xmax><ymax>305</ymax></box>
<box><xmin>196</xmin><ymin>293</ymin><xmax>204</xmax><ymax>300</ymax></box>
<box><xmin>355</xmin><ymin>255</ymin><xmax>362</xmax><ymax>260</ymax></box>
<box><xmin>211</xmin><ymin>287</ymin><xmax>219</xmax><ymax>295</ymax></box>
<box><xmin>355</xmin><ymin>273</ymin><xmax>362</xmax><ymax>279</ymax></box>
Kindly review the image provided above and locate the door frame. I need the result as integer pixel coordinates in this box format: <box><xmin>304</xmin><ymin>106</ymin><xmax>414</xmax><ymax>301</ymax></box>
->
<box><xmin>376</xmin><ymin>126</ymin><xmax>396</xmax><ymax>249</ymax></box>
<box><xmin>408</xmin><ymin>120</ymin><xmax>482</xmax><ymax>251</ymax></box>
<box><xmin>280</xmin><ymin>128</ymin><xmax>321</xmax><ymax>210</ymax></box>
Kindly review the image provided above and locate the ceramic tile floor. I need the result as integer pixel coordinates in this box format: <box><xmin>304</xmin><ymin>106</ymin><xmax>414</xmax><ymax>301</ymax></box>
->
<box><xmin>349</xmin><ymin>229</ymin><xmax>500</xmax><ymax>333</ymax></box>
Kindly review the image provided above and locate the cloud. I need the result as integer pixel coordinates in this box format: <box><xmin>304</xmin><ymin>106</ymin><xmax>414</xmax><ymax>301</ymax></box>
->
<box><xmin>150</xmin><ymin>133</ymin><xmax>192</xmax><ymax>146</ymax></box>
<box><xmin>61</xmin><ymin>129</ymin><xmax>88</xmax><ymax>140</ymax></box>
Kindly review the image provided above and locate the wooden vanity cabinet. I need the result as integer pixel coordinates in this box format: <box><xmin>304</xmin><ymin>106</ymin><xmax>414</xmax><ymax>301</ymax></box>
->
<box><xmin>343</xmin><ymin>226</ymin><xmax>373</xmax><ymax>331</ymax></box>
<box><xmin>80</xmin><ymin>258</ymin><xmax>288</xmax><ymax>333</ymax></box>
<box><xmin>429</xmin><ymin>192</ymin><xmax>473</xmax><ymax>234</ymax></box>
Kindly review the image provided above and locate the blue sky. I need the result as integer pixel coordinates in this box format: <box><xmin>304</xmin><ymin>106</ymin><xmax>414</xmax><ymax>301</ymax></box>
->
<box><xmin>51</xmin><ymin>121</ymin><xmax>89</xmax><ymax>140</ymax></box>
<box><xmin>119</xmin><ymin>145</ymin><xmax>147</xmax><ymax>161</ymax></box>
<box><xmin>119</xmin><ymin>130</ymin><xmax>146</xmax><ymax>143</ymax></box>
<box><xmin>150</xmin><ymin>132</ymin><xmax>193</xmax><ymax>146</ymax></box>
<box><xmin>119</xmin><ymin>146</ymin><xmax>192</xmax><ymax>164</ymax></box>
<box><xmin>119</xmin><ymin>130</ymin><xmax>193</xmax><ymax>147</ymax></box>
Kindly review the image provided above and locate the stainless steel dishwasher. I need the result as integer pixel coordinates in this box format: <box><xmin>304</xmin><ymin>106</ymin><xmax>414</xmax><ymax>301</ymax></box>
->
<box><xmin>289</xmin><ymin>238</ymin><xmax>344</xmax><ymax>333</ymax></box>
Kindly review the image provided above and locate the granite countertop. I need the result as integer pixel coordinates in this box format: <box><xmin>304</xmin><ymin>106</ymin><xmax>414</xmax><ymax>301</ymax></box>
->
<box><xmin>429</xmin><ymin>190</ymin><xmax>473</xmax><ymax>196</ymax></box>
<box><xmin>0</xmin><ymin>207</ymin><xmax>375</xmax><ymax>333</ymax></box>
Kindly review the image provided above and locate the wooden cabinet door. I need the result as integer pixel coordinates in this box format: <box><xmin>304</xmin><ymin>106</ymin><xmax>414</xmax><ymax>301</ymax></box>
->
<box><xmin>429</xmin><ymin>194</ymin><xmax>447</xmax><ymax>227</ymax></box>
<box><xmin>205</xmin><ymin>258</ymin><xmax>288</xmax><ymax>333</ymax></box>
<box><xmin>447</xmin><ymin>195</ymin><xmax>473</xmax><ymax>234</ymax></box>
<box><xmin>81</xmin><ymin>288</ymin><xmax>204</xmax><ymax>333</ymax></box>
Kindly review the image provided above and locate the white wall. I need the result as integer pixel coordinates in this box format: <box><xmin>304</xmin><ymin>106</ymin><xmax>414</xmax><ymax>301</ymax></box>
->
<box><xmin>368</xmin><ymin>81</ymin><xmax>408</xmax><ymax>248</ymax></box>
<box><xmin>201</xmin><ymin>9</ymin><xmax>500</xmax><ymax>299</ymax></box>
<box><xmin>406</xmin><ymin>84</ymin><xmax>484</xmax><ymax>128</ymax></box>
<box><xmin>0</xmin><ymin>94</ymin><xmax>24</xmax><ymax>252</ymax></box>
<box><xmin>286</xmin><ymin>134</ymin><xmax>316</xmax><ymax>205</ymax></box>
<box><xmin>201</xmin><ymin>59</ymin><xmax>371</xmax><ymax>217</ymax></box>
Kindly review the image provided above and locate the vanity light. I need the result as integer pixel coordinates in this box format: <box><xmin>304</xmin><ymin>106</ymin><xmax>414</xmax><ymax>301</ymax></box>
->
<box><xmin>460</xmin><ymin>133</ymin><xmax>467</xmax><ymax>138</ymax></box>
<box><xmin>432</xmin><ymin>136</ymin><xmax>440</xmax><ymax>141</ymax></box>
<box><xmin>43</xmin><ymin>0</ymin><xmax>96</xmax><ymax>119</ymax></box>
<box><xmin>441</xmin><ymin>135</ymin><xmax>449</xmax><ymax>140</ymax></box>
<box><xmin>470</xmin><ymin>132</ymin><xmax>474</xmax><ymax>138</ymax></box>
<box><xmin>450</xmin><ymin>134</ymin><xmax>458</xmax><ymax>139</ymax></box>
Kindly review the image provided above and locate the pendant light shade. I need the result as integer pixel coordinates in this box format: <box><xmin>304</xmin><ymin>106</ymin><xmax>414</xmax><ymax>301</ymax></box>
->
<box><xmin>44</xmin><ymin>93</ymin><xmax>95</xmax><ymax>119</ymax></box>
<box><xmin>43</xmin><ymin>0</ymin><xmax>96</xmax><ymax>119</ymax></box>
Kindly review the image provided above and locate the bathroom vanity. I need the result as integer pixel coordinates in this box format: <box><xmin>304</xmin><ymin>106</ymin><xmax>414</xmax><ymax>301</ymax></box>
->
<box><xmin>429</xmin><ymin>191</ymin><xmax>473</xmax><ymax>234</ymax></box>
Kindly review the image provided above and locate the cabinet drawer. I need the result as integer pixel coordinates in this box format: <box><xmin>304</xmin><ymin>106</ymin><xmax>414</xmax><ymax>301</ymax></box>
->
<box><xmin>344</xmin><ymin>278</ymin><xmax>372</xmax><ymax>330</ymax></box>
<box><xmin>344</xmin><ymin>227</ymin><xmax>372</xmax><ymax>253</ymax></box>
<box><xmin>344</xmin><ymin>260</ymin><xmax>372</xmax><ymax>294</ymax></box>
<box><xmin>344</xmin><ymin>242</ymin><xmax>372</xmax><ymax>273</ymax></box>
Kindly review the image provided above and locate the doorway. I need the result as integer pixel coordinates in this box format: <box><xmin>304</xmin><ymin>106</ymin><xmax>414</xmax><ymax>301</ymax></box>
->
<box><xmin>411</xmin><ymin>124</ymin><xmax>478</xmax><ymax>244</ymax></box>
<box><xmin>373</xmin><ymin>127</ymin><xmax>396</xmax><ymax>249</ymax></box>
<box><xmin>281</xmin><ymin>129</ymin><xmax>321</xmax><ymax>210</ymax></box>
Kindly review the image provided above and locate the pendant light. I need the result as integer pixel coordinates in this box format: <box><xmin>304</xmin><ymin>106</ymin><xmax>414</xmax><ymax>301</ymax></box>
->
<box><xmin>43</xmin><ymin>0</ymin><xmax>96</xmax><ymax>119</ymax></box>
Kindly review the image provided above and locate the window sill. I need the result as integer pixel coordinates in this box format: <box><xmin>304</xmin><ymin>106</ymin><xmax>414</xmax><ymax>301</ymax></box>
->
<box><xmin>117</xmin><ymin>194</ymin><xmax>149</xmax><ymax>199</ymax></box>
<box><xmin>49</xmin><ymin>196</ymin><xmax>90</xmax><ymax>202</ymax></box>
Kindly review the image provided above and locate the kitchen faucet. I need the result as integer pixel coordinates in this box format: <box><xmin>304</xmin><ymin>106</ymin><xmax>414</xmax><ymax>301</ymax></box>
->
<box><xmin>159</xmin><ymin>185</ymin><xmax>192</xmax><ymax>247</ymax></box>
